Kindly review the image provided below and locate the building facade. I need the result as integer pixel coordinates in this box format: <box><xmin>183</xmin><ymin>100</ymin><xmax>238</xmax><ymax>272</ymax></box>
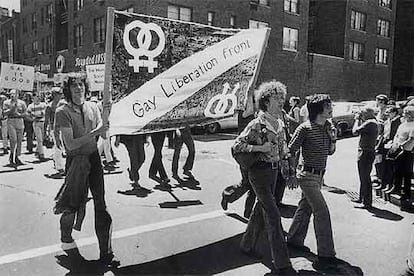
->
<box><xmin>11</xmin><ymin>0</ymin><xmax>396</xmax><ymax>100</ymax></box>
<box><xmin>392</xmin><ymin>0</ymin><xmax>414</xmax><ymax>100</ymax></box>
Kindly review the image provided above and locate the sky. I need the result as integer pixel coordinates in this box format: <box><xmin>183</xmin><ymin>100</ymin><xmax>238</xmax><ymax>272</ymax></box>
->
<box><xmin>0</xmin><ymin>0</ymin><xmax>20</xmax><ymax>14</ymax></box>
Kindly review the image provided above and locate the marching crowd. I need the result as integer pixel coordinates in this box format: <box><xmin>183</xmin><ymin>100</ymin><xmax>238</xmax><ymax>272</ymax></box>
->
<box><xmin>1</xmin><ymin>77</ymin><xmax>414</xmax><ymax>275</ymax></box>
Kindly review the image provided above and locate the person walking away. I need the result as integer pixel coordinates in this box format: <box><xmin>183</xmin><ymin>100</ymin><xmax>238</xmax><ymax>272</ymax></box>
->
<box><xmin>149</xmin><ymin>131</ymin><xmax>170</xmax><ymax>185</ymax></box>
<box><xmin>115</xmin><ymin>134</ymin><xmax>147</xmax><ymax>189</ymax></box>
<box><xmin>287</xmin><ymin>96</ymin><xmax>301</xmax><ymax>136</ymax></box>
<box><xmin>28</xmin><ymin>92</ymin><xmax>47</xmax><ymax>161</ymax></box>
<box><xmin>172</xmin><ymin>124</ymin><xmax>195</xmax><ymax>179</ymax></box>
<box><xmin>45</xmin><ymin>87</ymin><xmax>65</xmax><ymax>176</ymax></box>
<box><xmin>235</xmin><ymin>80</ymin><xmax>297</xmax><ymax>276</ymax></box>
<box><xmin>388</xmin><ymin>106</ymin><xmax>414</xmax><ymax>211</ymax></box>
<box><xmin>53</xmin><ymin>77</ymin><xmax>119</xmax><ymax>266</ymax></box>
<box><xmin>351</xmin><ymin>106</ymin><xmax>378</xmax><ymax>209</ymax></box>
<box><xmin>287</xmin><ymin>94</ymin><xmax>340</xmax><ymax>271</ymax></box>
<box><xmin>3</xmin><ymin>89</ymin><xmax>27</xmax><ymax>165</ymax></box>
<box><xmin>299</xmin><ymin>96</ymin><xmax>310</xmax><ymax>123</ymax></box>
<box><xmin>0</xmin><ymin>94</ymin><xmax>9</xmax><ymax>154</ymax></box>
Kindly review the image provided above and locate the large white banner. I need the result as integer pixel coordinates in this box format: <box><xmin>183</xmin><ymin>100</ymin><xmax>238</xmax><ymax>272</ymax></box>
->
<box><xmin>0</xmin><ymin>62</ymin><xmax>35</xmax><ymax>91</ymax></box>
<box><xmin>106</xmin><ymin>11</ymin><xmax>270</xmax><ymax>135</ymax></box>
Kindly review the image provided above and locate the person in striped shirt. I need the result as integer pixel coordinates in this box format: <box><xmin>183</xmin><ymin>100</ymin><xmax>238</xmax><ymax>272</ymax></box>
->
<box><xmin>287</xmin><ymin>94</ymin><xmax>340</xmax><ymax>272</ymax></box>
<box><xmin>28</xmin><ymin>92</ymin><xmax>47</xmax><ymax>161</ymax></box>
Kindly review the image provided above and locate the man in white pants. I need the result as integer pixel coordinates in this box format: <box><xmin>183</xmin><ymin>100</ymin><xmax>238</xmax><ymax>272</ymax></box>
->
<box><xmin>27</xmin><ymin>92</ymin><xmax>47</xmax><ymax>161</ymax></box>
<box><xmin>0</xmin><ymin>94</ymin><xmax>8</xmax><ymax>154</ymax></box>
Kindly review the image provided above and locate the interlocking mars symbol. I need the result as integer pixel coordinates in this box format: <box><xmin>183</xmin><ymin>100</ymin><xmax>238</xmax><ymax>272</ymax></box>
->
<box><xmin>204</xmin><ymin>82</ymin><xmax>240</xmax><ymax>118</ymax></box>
<box><xmin>123</xmin><ymin>20</ymin><xmax>166</xmax><ymax>73</ymax></box>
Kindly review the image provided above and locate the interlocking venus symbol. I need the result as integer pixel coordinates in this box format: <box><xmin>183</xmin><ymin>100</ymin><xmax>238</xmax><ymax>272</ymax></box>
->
<box><xmin>123</xmin><ymin>20</ymin><xmax>166</xmax><ymax>73</ymax></box>
<box><xmin>204</xmin><ymin>82</ymin><xmax>240</xmax><ymax>118</ymax></box>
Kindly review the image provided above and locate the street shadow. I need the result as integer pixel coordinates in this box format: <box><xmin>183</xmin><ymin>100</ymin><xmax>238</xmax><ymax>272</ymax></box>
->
<box><xmin>44</xmin><ymin>173</ymin><xmax>65</xmax><ymax>179</ymax></box>
<box><xmin>117</xmin><ymin>186</ymin><xmax>153</xmax><ymax>198</ymax></box>
<box><xmin>55</xmin><ymin>248</ymin><xmax>111</xmax><ymax>276</ymax></box>
<box><xmin>279</xmin><ymin>204</ymin><xmax>298</xmax><ymax>219</ymax></box>
<box><xmin>367</xmin><ymin>206</ymin><xmax>404</xmax><ymax>221</ymax></box>
<box><xmin>0</xmin><ymin>163</ymin><xmax>33</xmax><ymax>173</ymax></box>
<box><xmin>225</xmin><ymin>212</ymin><xmax>249</xmax><ymax>224</ymax></box>
<box><xmin>323</xmin><ymin>184</ymin><xmax>347</xmax><ymax>194</ymax></box>
<box><xmin>112</xmin><ymin>233</ymin><xmax>260</xmax><ymax>275</ymax></box>
<box><xmin>27</xmin><ymin>158</ymin><xmax>52</xmax><ymax>164</ymax></box>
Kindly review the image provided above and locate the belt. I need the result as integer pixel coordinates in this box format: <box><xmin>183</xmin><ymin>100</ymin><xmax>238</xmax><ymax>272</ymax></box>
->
<box><xmin>303</xmin><ymin>166</ymin><xmax>325</xmax><ymax>176</ymax></box>
<box><xmin>8</xmin><ymin>116</ymin><xmax>22</xmax><ymax>119</ymax></box>
<box><xmin>254</xmin><ymin>161</ymin><xmax>278</xmax><ymax>170</ymax></box>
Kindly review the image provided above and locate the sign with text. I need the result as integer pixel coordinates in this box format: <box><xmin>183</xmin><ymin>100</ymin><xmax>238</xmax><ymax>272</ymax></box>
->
<box><xmin>86</xmin><ymin>64</ymin><xmax>105</xmax><ymax>91</ymax></box>
<box><xmin>105</xmin><ymin>10</ymin><xmax>270</xmax><ymax>135</ymax></box>
<box><xmin>0</xmin><ymin>62</ymin><xmax>34</xmax><ymax>91</ymax></box>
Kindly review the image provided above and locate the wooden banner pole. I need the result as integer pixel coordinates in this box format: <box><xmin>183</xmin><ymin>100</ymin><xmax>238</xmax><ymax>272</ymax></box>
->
<box><xmin>102</xmin><ymin>7</ymin><xmax>115</xmax><ymax>123</ymax></box>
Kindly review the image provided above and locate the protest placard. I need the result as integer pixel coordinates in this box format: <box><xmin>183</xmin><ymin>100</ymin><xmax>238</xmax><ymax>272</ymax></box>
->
<box><xmin>86</xmin><ymin>64</ymin><xmax>105</xmax><ymax>91</ymax></box>
<box><xmin>0</xmin><ymin>62</ymin><xmax>35</xmax><ymax>91</ymax></box>
<box><xmin>104</xmin><ymin>9</ymin><xmax>270</xmax><ymax>135</ymax></box>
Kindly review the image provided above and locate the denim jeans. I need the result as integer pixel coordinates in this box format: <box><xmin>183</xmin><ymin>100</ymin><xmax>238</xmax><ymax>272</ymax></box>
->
<box><xmin>288</xmin><ymin>169</ymin><xmax>336</xmax><ymax>257</ymax></box>
<box><xmin>120</xmin><ymin>135</ymin><xmax>146</xmax><ymax>182</ymax></box>
<box><xmin>172</xmin><ymin>127</ymin><xmax>195</xmax><ymax>174</ymax></box>
<box><xmin>60</xmin><ymin>151</ymin><xmax>113</xmax><ymax>256</ymax></box>
<box><xmin>149</xmin><ymin>132</ymin><xmax>168</xmax><ymax>180</ymax></box>
<box><xmin>240</xmin><ymin>163</ymin><xmax>291</xmax><ymax>270</ymax></box>
<box><xmin>357</xmin><ymin>150</ymin><xmax>375</xmax><ymax>206</ymax></box>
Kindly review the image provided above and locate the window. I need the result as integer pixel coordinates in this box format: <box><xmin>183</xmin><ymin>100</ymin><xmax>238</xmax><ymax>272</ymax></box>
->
<box><xmin>284</xmin><ymin>0</ymin><xmax>299</xmax><ymax>14</ymax></box>
<box><xmin>249</xmin><ymin>19</ymin><xmax>268</xmax><ymax>29</ymax></box>
<box><xmin>74</xmin><ymin>0</ymin><xmax>84</xmax><ymax>11</ymax></box>
<box><xmin>94</xmin><ymin>16</ymin><xmax>105</xmax><ymax>43</ymax></box>
<box><xmin>32</xmin><ymin>40</ymin><xmax>38</xmax><ymax>54</ymax></box>
<box><xmin>167</xmin><ymin>5</ymin><xmax>192</xmax><ymax>21</ymax></box>
<box><xmin>32</xmin><ymin>13</ymin><xmax>37</xmax><ymax>30</ymax></box>
<box><xmin>230</xmin><ymin>15</ymin><xmax>236</xmax><ymax>28</ymax></box>
<box><xmin>74</xmin><ymin>24</ymin><xmax>83</xmax><ymax>48</ymax></box>
<box><xmin>349</xmin><ymin>41</ymin><xmax>365</xmax><ymax>61</ymax></box>
<box><xmin>351</xmin><ymin>10</ymin><xmax>366</xmax><ymax>31</ymax></box>
<box><xmin>283</xmin><ymin>27</ymin><xmax>299</xmax><ymax>51</ymax></box>
<box><xmin>207</xmin><ymin>12</ymin><xmax>214</xmax><ymax>26</ymax></box>
<box><xmin>377</xmin><ymin>19</ymin><xmax>390</xmax><ymax>37</ymax></box>
<box><xmin>46</xmin><ymin>4</ymin><xmax>53</xmax><ymax>23</ymax></box>
<box><xmin>375</xmin><ymin>48</ymin><xmax>388</xmax><ymax>64</ymax></box>
<box><xmin>379</xmin><ymin>0</ymin><xmax>392</xmax><ymax>9</ymax></box>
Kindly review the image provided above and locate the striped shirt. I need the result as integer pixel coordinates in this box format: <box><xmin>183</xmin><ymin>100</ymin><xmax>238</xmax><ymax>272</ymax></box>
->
<box><xmin>289</xmin><ymin>121</ymin><xmax>335</xmax><ymax>170</ymax></box>
<box><xmin>28</xmin><ymin>102</ymin><xmax>47</xmax><ymax>122</ymax></box>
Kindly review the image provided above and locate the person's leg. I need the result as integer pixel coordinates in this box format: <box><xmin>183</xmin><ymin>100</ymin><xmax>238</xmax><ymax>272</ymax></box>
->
<box><xmin>88</xmin><ymin>151</ymin><xmax>114</xmax><ymax>259</ymax></box>
<box><xmin>300</xmin><ymin>173</ymin><xmax>336</xmax><ymax>257</ymax></box>
<box><xmin>15</xmin><ymin>126</ymin><xmax>24</xmax><ymax>158</ymax></box>
<box><xmin>24</xmin><ymin>120</ymin><xmax>34</xmax><ymax>152</ymax></box>
<box><xmin>7</xmin><ymin>122</ymin><xmax>17</xmax><ymax>162</ymax></box>
<box><xmin>182</xmin><ymin>128</ymin><xmax>195</xmax><ymax>173</ymax></box>
<box><xmin>52</xmin><ymin>135</ymin><xmax>65</xmax><ymax>172</ymax></box>
<box><xmin>102</xmin><ymin>136</ymin><xmax>113</xmax><ymax>163</ymax></box>
<box><xmin>60</xmin><ymin>211</ymin><xmax>76</xmax><ymax>243</ymax></box>
<box><xmin>172</xmin><ymin>133</ymin><xmax>183</xmax><ymax>176</ymax></box>
<box><xmin>274</xmin><ymin>169</ymin><xmax>287</xmax><ymax>205</ymax></box>
<box><xmin>246</xmin><ymin>165</ymin><xmax>291</xmax><ymax>270</ymax></box>
<box><xmin>150</xmin><ymin>132</ymin><xmax>168</xmax><ymax>180</ymax></box>
<box><xmin>402</xmin><ymin>152</ymin><xmax>414</xmax><ymax>201</ymax></box>
<box><xmin>287</xmin><ymin>194</ymin><xmax>312</xmax><ymax>246</ymax></box>
<box><xmin>33</xmin><ymin>122</ymin><xmax>44</xmax><ymax>157</ymax></box>
<box><xmin>358</xmin><ymin>150</ymin><xmax>374</xmax><ymax>206</ymax></box>
<box><xmin>392</xmin><ymin>156</ymin><xmax>404</xmax><ymax>195</ymax></box>
<box><xmin>1</xmin><ymin>120</ymin><xmax>8</xmax><ymax>152</ymax></box>
<box><xmin>121</xmin><ymin>136</ymin><xmax>140</xmax><ymax>182</ymax></box>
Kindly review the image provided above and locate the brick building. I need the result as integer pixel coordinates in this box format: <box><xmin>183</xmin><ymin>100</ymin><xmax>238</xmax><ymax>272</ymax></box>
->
<box><xmin>392</xmin><ymin>0</ymin><xmax>414</xmax><ymax>100</ymax></box>
<box><xmin>12</xmin><ymin>0</ymin><xmax>397</xmax><ymax>100</ymax></box>
<box><xmin>307</xmin><ymin>0</ymin><xmax>396</xmax><ymax>101</ymax></box>
<box><xmin>0</xmin><ymin>9</ymin><xmax>20</xmax><ymax>65</ymax></box>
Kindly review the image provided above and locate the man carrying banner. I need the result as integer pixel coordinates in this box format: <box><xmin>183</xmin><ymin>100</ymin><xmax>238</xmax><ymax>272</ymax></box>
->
<box><xmin>3</xmin><ymin>89</ymin><xmax>27</xmax><ymax>165</ymax></box>
<box><xmin>53</xmin><ymin>77</ymin><xmax>119</xmax><ymax>266</ymax></box>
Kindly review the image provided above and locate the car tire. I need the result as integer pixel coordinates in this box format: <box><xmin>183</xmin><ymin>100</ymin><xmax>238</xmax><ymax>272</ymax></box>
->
<box><xmin>206</xmin><ymin>123</ymin><xmax>220</xmax><ymax>134</ymax></box>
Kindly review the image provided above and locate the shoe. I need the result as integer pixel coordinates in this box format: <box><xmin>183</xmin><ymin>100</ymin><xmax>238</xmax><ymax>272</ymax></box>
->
<box><xmin>61</xmin><ymin>241</ymin><xmax>77</xmax><ymax>251</ymax></box>
<box><xmin>351</xmin><ymin>199</ymin><xmax>362</xmax><ymax>203</ymax></box>
<box><xmin>103</xmin><ymin>163</ymin><xmax>116</xmax><ymax>171</ymax></box>
<box><xmin>39</xmin><ymin>155</ymin><xmax>48</xmax><ymax>162</ymax></box>
<box><xmin>14</xmin><ymin>157</ymin><xmax>24</xmax><ymax>166</ymax></box>
<box><xmin>183</xmin><ymin>170</ymin><xmax>194</xmax><ymax>179</ymax></box>
<box><xmin>313</xmin><ymin>256</ymin><xmax>341</xmax><ymax>271</ymax></box>
<box><xmin>221</xmin><ymin>196</ymin><xmax>228</xmax><ymax>211</ymax></box>
<box><xmin>287</xmin><ymin>241</ymin><xmax>311</xmax><ymax>253</ymax></box>
<box><xmin>9</xmin><ymin>154</ymin><xmax>14</xmax><ymax>164</ymax></box>
<box><xmin>99</xmin><ymin>252</ymin><xmax>120</xmax><ymax>267</ymax></box>
<box><xmin>3</xmin><ymin>148</ymin><xmax>8</xmax><ymax>154</ymax></box>
<box><xmin>161</xmin><ymin>178</ymin><xmax>171</xmax><ymax>184</ymax></box>
<box><xmin>172</xmin><ymin>173</ymin><xmax>180</xmax><ymax>180</ymax></box>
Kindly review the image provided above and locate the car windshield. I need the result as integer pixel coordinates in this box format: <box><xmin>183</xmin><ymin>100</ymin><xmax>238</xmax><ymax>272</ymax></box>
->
<box><xmin>332</xmin><ymin>102</ymin><xmax>363</xmax><ymax>116</ymax></box>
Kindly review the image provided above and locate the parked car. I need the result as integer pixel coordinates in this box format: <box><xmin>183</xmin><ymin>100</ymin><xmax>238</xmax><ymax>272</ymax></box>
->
<box><xmin>202</xmin><ymin>113</ymin><xmax>239</xmax><ymax>134</ymax></box>
<box><xmin>331</xmin><ymin>102</ymin><xmax>364</xmax><ymax>137</ymax></box>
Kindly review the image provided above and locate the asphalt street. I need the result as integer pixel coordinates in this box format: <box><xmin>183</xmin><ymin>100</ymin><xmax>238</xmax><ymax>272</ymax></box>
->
<box><xmin>0</xmin><ymin>133</ymin><xmax>413</xmax><ymax>276</ymax></box>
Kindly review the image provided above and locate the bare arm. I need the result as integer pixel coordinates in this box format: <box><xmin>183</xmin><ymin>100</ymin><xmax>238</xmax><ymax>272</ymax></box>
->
<box><xmin>60</xmin><ymin>122</ymin><xmax>108</xmax><ymax>152</ymax></box>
